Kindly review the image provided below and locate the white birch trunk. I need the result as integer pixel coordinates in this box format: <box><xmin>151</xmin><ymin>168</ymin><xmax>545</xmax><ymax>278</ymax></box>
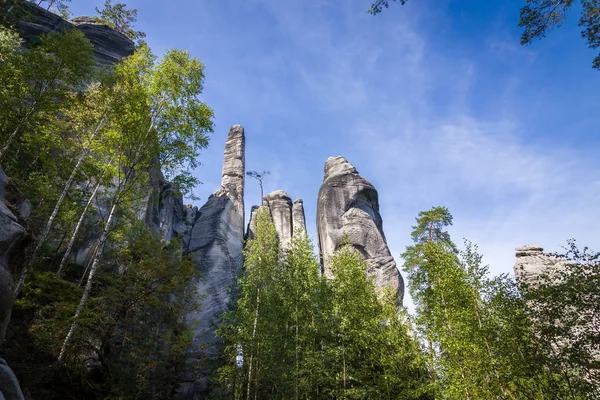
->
<box><xmin>13</xmin><ymin>118</ymin><xmax>105</xmax><ymax>296</ymax></box>
<box><xmin>57</xmin><ymin>200</ymin><xmax>118</xmax><ymax>363</ymax></box>
<box><xmin>57</xmin><ymin>180</ymin><xmax>102</xmax><ymax>277</ymax></box>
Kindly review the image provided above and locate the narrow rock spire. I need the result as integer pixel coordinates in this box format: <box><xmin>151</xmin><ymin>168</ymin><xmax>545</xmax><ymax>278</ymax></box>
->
<box><xmin>182</xmin><ymin>125</ymin><xmax>245</xmax><ymax>398</ymax></box>
<box><xmin>221</xmin><ymin>124</ymin><xmax>245</xmax><ymax>201</ymax></box>
<box><xmin>292</xmin><ymin>199</ymin><xmax>306</xmax><ymax>235</ymax></box>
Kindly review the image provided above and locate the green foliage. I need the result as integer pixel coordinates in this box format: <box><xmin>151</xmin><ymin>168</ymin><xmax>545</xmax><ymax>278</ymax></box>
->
<box><xmin>518</xmin><ymin>0</ymin><xmax>600</xmax><ymax>69</ymax></box>
<box><xmin>520</xmin><ymin>239</ymin><xmax>600</xmax><ymax>396</ymax></box>
<box><xmin>6</xmin><ymin>224</ymin><xmax>200</xmax><ymax>399</ymax></box>
<box><xmin>0</xmin><ymin>26</ymin><xmax>95</xmax><ymax>229</ymax></box>
<box><xmin>219</xmin><ymin>211</ymin><xmax>431</xmax><ymax>399</ymax></box>
<box><xmin>368</xmin><ymin>0</ymin><xmax>408</xmax><ymax>15</ymax></box>
<box><xmin>94</xmin><ymin>0</ymin><xmax>146</xmax><ymax>42</ymax></box>
<box><xmin>403</xmin><ymin>206</ymin><xmax>599</xmax><ymax>399</ymax></box>
<box><xmin>2</xmin><ymin>15</ymin><xmax>214</xmax><ymax>398</ymax></box>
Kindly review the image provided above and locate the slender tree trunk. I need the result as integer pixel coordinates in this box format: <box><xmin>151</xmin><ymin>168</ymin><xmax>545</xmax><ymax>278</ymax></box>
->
<box><xmin>246</xmin><ymin>288</ymin><xmax>260</xmax><ymax>400</ymax></box>
<box><xmin>0</xmin><ymin>100</ymin><xmax>38</xmax><ymax>160</ymax></box>
<box><xmin>57</xmin><ymin>181</ymin><xmax>102</xmax><ymax>276</ymax></box>
<box><xmin>13</xmin><ymin>118</ymin><xmax>105</xmax><ymax>295</ymax></box>
<box><xmin>57</xmin><ymin>200</ymin><xmax>118</xmax><ymax>363</ymax></box>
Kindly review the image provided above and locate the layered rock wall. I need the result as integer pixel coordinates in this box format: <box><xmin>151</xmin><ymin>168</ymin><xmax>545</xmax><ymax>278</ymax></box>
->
<box><xmin>16</xmin><ymin>3</ymin><xmax>135</xmax><ymax>68</ymax></box>
<box><xmin>316</xmin><ymin>156</ymin><xmax>403</xmax><ymax>303</ymax></box>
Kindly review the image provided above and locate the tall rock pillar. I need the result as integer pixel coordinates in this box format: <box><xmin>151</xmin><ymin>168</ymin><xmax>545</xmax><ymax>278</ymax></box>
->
<box><xmin>316</xmin><ymin>156</ymin><xmax>403</xmax><ymax>303</ymax></box>
<box><xmin>267</xmin><ymin>190</ymin><xmax>293</xmax><ymax>249</ymax></box>
<box><xmin>292</xmin><ymin>199</ymin><xmax>306</xmax><ymax>235</ymax></box>
<box><xmin>183</xmin><ymin>125</ymin><xmax>245</xmax><ymax>398</ymax></box>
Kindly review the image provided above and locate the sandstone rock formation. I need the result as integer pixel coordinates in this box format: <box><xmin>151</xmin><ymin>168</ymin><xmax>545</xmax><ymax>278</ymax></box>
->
<box><xmin>247</xmin><ymin>192</ymin><xmax>306</xmax><ymax>249</ymax></box>
<box><xmin>292</xmin><ymin>199</ymin><xmax>306</xmax><ymax>235</ymax></box>
<box><xmin>513</xmin><ymin>245</ymin><xmax>566</xmax><ymax>288</ymax></box>
<box><xmin>182</xmin><ymin>125</ymin><xmax>245</xmax><ymax>398</ymax></box>
<box><xmin>316</xmin><ymin>156</ymin><xmax>403</xmax><ymax>303</ymax></box>
<box><xmin>0</xmin><ymin>167</ymin><xmax>26</xmax><ymax>347</ymax></box>
<box><xmin>268</xmin><ymin>190</ymin><xmax>294</xmax><ymax>249</ymax></box>
<box><xmin>16</xmin><ymin>3</ymin><xmax>135</xmax><ymax>68</ymax></box>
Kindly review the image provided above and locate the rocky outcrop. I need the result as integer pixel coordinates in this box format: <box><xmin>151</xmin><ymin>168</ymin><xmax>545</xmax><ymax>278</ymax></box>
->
<box><xmin>316</xmin><ymin>156</ymin><xmax>403</xmax><ymax>303</ymax></box>
<box><xmin>292</xmin><ymin>199</ymin><xmax>306</xmax><ymax>235</ymax></box>
<box><xmin>247</xmin><ymin>192</ymin><xmax>306</xmax><ymax>249</ymax></box>
<box><xmin>513</xmin><ymin>245</ymin><xmax>566</xmax><ymax>288</ymax></box>
<box><xmin>0</xmin><ymin>167</ymin><xmax>26</xmax><ymax>347</ymax></box>
<box><xmin>16</xmin><ymin>2</ymin><xmax>135</xmax><ymax>68</ymax></box>
<box><xmin>182</xmin><ymin>125</ymin><xmax>245</xmax><ymax>398</ymax></box>
<box><xmin>268</xmin><ymin>190</ymin><xmax>293</xmax><ymax>249</ymax></box>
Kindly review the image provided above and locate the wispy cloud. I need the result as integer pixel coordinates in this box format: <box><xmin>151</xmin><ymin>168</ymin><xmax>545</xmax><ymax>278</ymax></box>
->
<box><xmin>68</xmin><ymin>0</ymin><xmax>600</xmax><ymax>303</ymax></box>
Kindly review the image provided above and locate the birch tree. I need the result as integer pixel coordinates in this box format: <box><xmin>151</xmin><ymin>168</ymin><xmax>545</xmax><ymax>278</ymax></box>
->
<box><xmin>0</xmin><ymin>28</ymin><xmax>94</xmax><ymax>159</ymax></box>
<box><xmin>57</xmin><ymin>44</ymin><xmax>213</xmax><ymax>362</ymax></box>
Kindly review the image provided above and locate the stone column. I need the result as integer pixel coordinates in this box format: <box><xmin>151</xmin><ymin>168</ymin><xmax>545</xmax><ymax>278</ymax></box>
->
<box><xmin>183</xmin><ymin>125</ymin><xmax>245</xmax><ymax>398</ymax></box>
<box><xmin>316</xmin><ymin>156</ymin><xmax>403</xmax><ymax>304</ymax></box>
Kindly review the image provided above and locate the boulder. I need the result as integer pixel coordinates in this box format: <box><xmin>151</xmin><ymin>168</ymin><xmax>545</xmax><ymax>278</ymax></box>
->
<box><xmin>316</xmin><ymin>156</ymin><xmax>403</xmax><ymax>303</ymax></box>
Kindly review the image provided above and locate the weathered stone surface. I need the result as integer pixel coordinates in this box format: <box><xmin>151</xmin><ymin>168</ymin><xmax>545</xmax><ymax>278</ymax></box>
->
<box><xmin>513</xmin><ymin>245</ymin><xmax>566</xmax><ymax>288</ymax></box>
<box><xmin>183</xmin><ymin>125</ymin><xmax>245</xmax><ymax>398</ymax></box>
<box><xmin>16</xmin><ymin>3</ymin><xmax>135</xmax><ymax>68</ymax></box>
<box><xmin>0</xmin><ymin>168</ymin><xmax>26</xmax><ymax>347</ymax></box>
<box><xmin>0</xmin><ymin>358</ymin><xmax>25</xmax><ymax>400</ymax></box>
<box><xmin>220</xmin><ymin>125</ymin><xmax>245</xmax><ymax>200</ymax></box>
<box><xmin>292</xmin><ymin>199</ymin><xmax>306</xmax><ymax>235</ymax></box>
<box><xmin>316</xmin><ymin>156</ymin><xmax>403</xmax><ymax>303</ymax></box>
<box><xmin>247</xmin><ymin>193</ymin><xmax>306</xmax><ymax>248</ymax></box>
<box><xmin>268</xmin><ymin>190</ymin><xmax>293</xmax><ymax>249</ymax></box>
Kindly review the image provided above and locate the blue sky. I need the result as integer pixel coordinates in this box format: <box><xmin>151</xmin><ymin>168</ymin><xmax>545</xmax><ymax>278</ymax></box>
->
<box><xmin>71</xmin><ymin>0</ymin><xmax>600</xmax><ymax>304</ymax></box>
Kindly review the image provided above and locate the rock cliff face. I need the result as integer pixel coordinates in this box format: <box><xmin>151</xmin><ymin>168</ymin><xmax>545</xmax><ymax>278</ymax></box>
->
<box><xmin>181</xmin><ymin>125</ymin><xmax>245</xmax><ymax>398</ymax></box>
<box><xmin>316</xmin><ymin>156</ymin><xmax>403</xmax><ymax>303</ymax></box>
<box><xmin>0</xmin><ymin>168</ymin><xmax>26</xmax><ymax>347</ymax></box>
<box><xmin>16</xmin><ymin>3</ymin><xmax>135</xmax><ymax>68</ymax></box>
